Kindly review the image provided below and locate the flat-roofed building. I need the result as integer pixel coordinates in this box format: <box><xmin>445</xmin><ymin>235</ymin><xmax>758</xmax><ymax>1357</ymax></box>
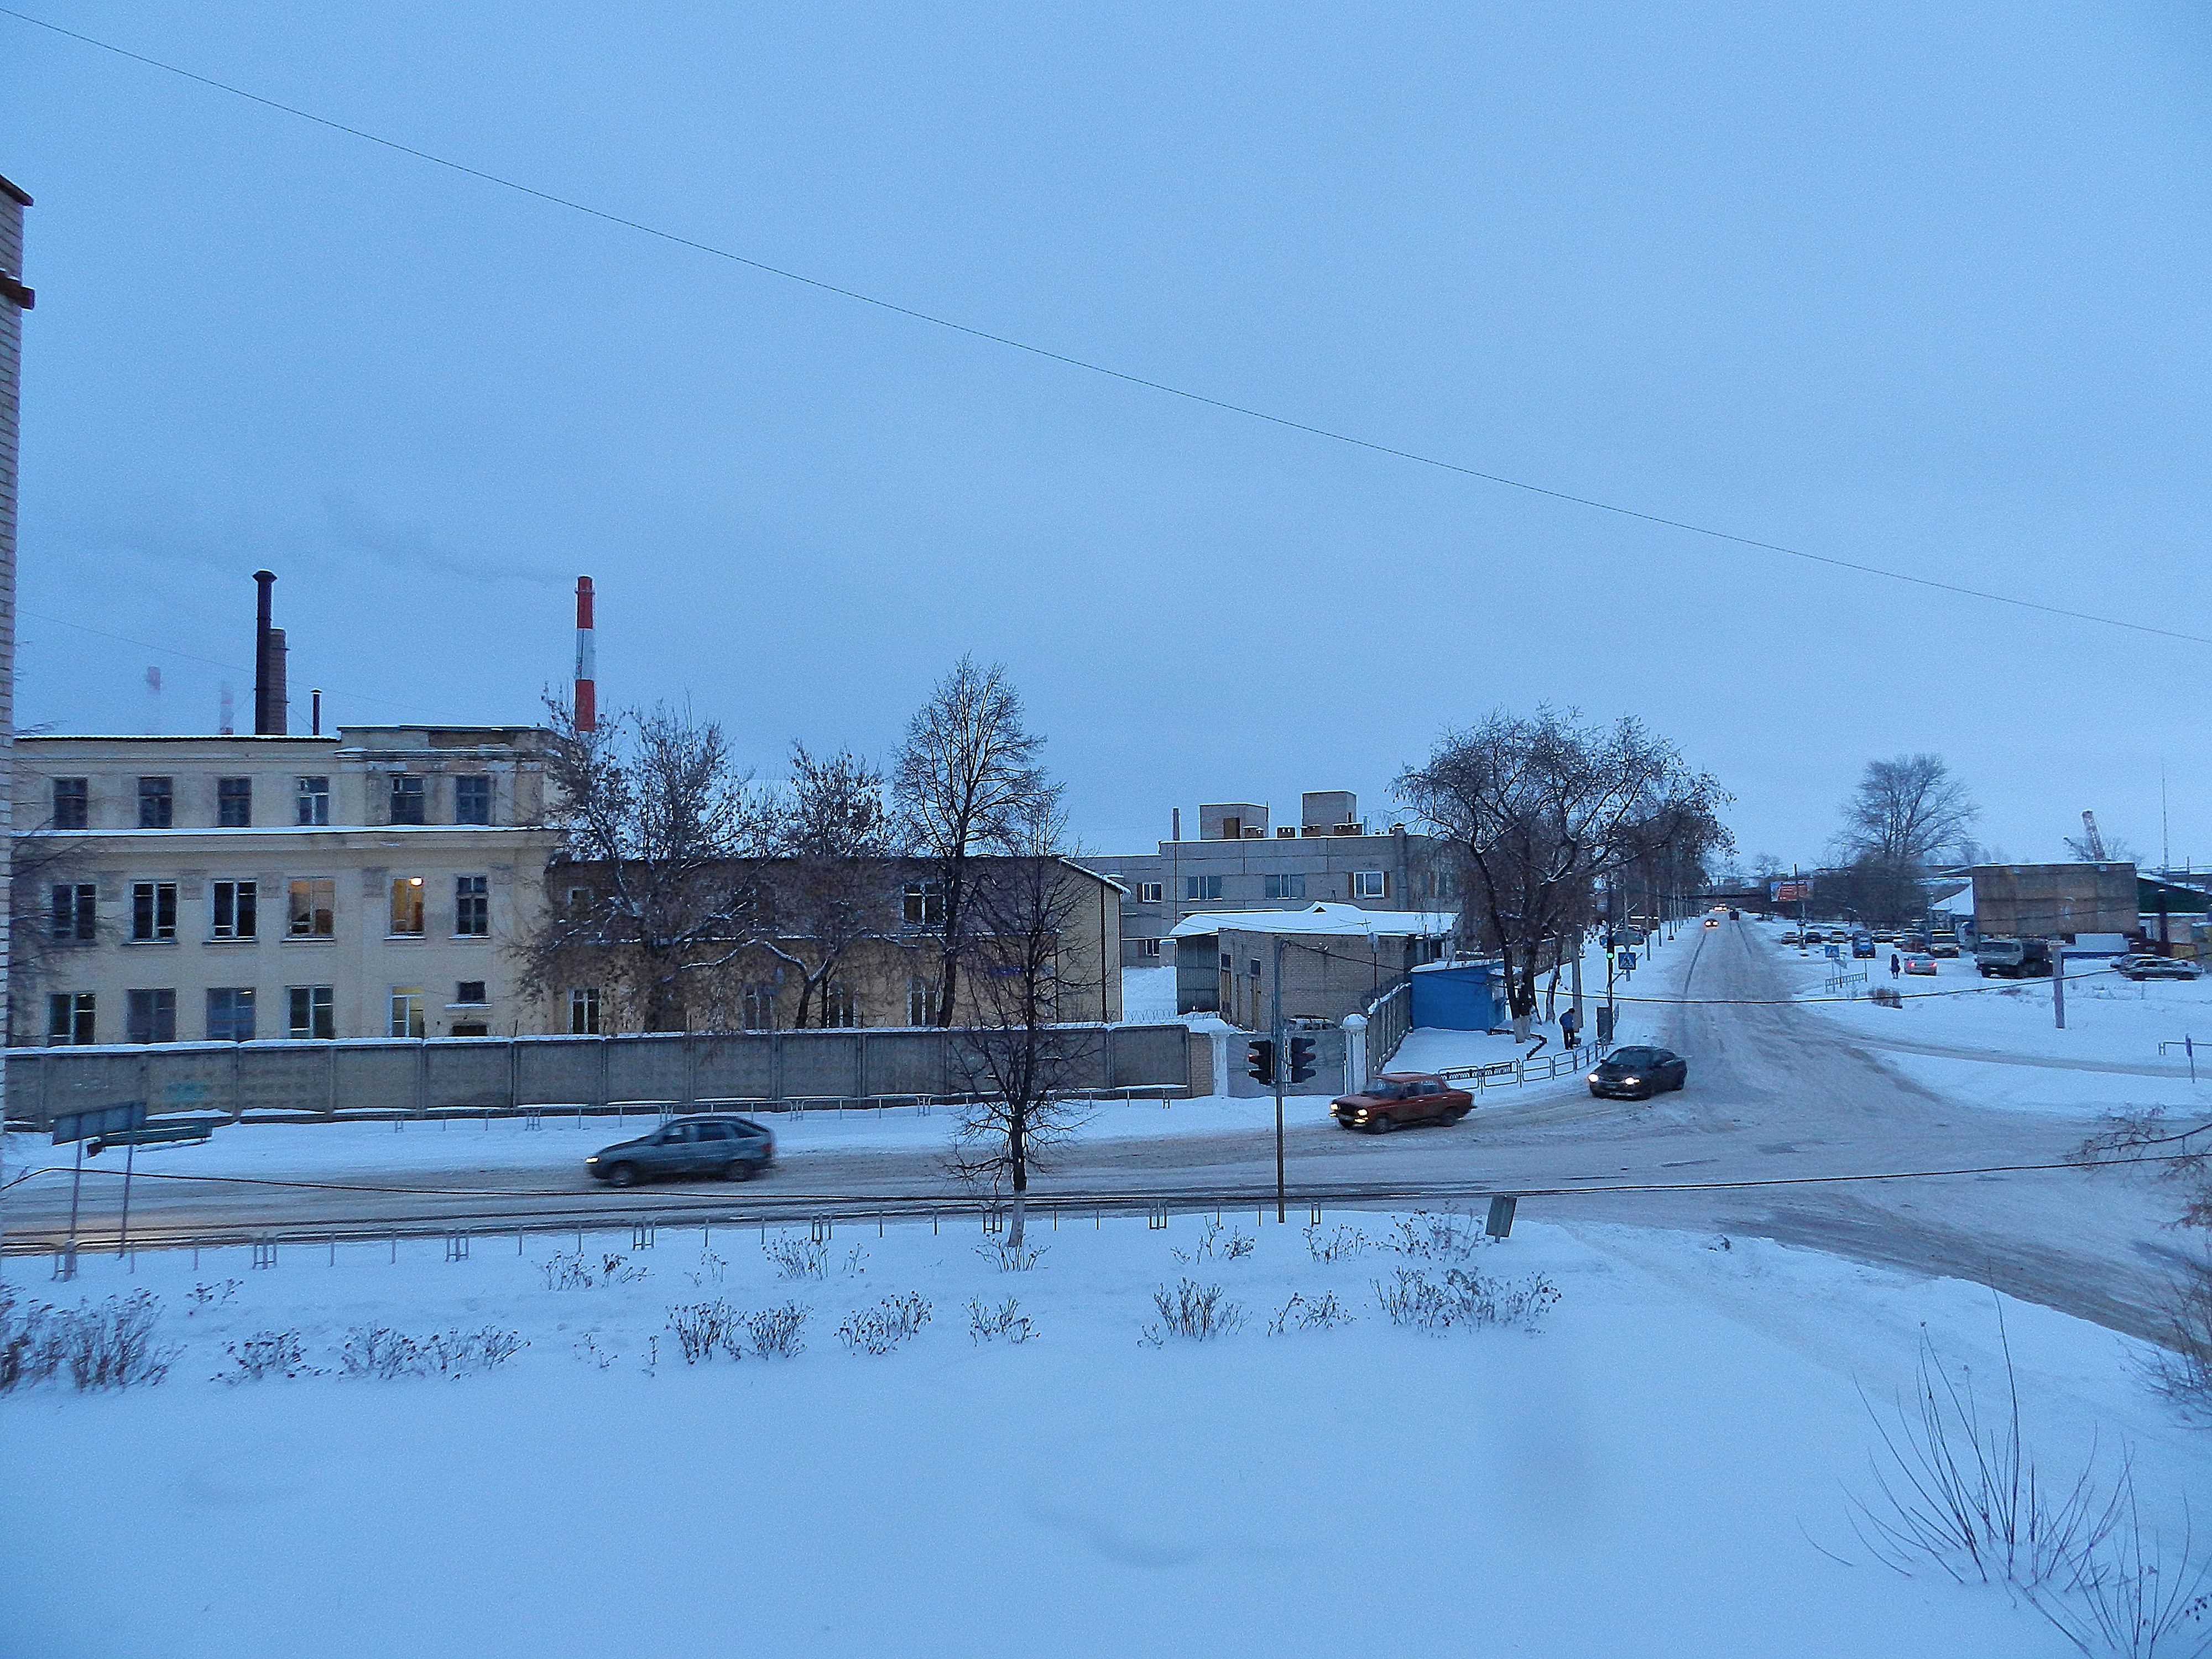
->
<box><xmin>10</xmin><ymin>727</ymin><xmax>559</xmax><ymax>1045</ymax></box>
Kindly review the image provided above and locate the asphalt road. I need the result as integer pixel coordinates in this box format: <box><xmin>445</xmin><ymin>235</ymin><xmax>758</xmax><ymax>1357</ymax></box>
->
<box><xmin>5</xmin><ymin>921</ymin><xmax>2200</xmax><ymax>1344</ymax></box>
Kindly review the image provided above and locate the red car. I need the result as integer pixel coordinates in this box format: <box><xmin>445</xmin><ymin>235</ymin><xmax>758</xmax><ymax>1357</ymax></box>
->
<box><xmin>1331</xmin><ymin>1072</ymin><xmax>1473</xmax><ymax>1133</ymax></box>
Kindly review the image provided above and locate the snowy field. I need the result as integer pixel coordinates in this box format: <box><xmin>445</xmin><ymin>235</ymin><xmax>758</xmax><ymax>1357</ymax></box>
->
<box><xmin>4</xmin><ymin>1208</ymin><xmax>2203</xmax><ymax>1657</ymax></box>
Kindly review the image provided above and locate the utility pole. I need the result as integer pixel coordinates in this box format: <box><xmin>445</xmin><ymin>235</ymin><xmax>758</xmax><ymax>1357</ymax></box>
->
<box><xmin>1271</xmin><ymin>937</ymin><xmax>1287</xmax><ymax>1224</ymax></box>
<box><xmin>2053</xmin><ymin>940</ymin><xmax>2067</xmax><ymax>1030</ymax></box>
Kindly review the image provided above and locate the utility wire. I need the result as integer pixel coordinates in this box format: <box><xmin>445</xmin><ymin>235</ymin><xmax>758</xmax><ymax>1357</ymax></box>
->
<box><xmin>7</xmin><ymin>6</ymin><xmax>2209</xmax><ymax>650</ymax></box>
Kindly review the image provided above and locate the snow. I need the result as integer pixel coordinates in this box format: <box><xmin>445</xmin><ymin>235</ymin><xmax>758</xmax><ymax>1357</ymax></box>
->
<box><xmin>1119</xmin><ymin>964</ymin><xmax>1179</xmax><ymax>1022</ymax></box>
<box><xmin>1167</xmin><ymin>901</ymin><xmax>1457</xmax><ymax>940</ymax></box>
<box><xmin>4</xmin><ymin>1208</ymin><xmax>2200</xmax><ymax>1657</ymax></box>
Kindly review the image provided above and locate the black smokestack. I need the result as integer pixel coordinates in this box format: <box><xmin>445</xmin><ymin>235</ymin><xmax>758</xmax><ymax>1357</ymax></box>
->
<box><xmin>252</xmin><ymin>570</ymin><xmax>287</xmax><ymax>735</ymax></box>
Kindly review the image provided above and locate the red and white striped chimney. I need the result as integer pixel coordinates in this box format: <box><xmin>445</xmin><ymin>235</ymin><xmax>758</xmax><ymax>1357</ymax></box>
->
<box><xmin>573</xmin><ymin>576</ymin><xmax>597</xmax><ymax>732</ymax></box>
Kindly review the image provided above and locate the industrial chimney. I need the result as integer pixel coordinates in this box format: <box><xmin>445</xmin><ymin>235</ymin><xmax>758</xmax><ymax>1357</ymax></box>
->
<box><xmin>574</xmin><ymin>576</ymin><xmax>596</xmax><ymax>733</ymax></box>
<box><xmin>252</xmin><ymin>570</ymin><xmax>288</xmax><ymax>735</ymax></box>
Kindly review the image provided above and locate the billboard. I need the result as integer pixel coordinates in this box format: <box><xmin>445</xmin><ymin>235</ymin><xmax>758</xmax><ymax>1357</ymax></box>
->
<box><xmin>1770</xmin><ymin>879</ymin><xmax>1811</xmax><ymax>904</ymax></box>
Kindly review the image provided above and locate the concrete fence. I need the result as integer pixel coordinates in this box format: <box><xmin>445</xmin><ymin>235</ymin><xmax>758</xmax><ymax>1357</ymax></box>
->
<box><xmin>2</xmin><ymin>1024</ymin><xmax>1202</xmax><ymax>1130</ymax></box>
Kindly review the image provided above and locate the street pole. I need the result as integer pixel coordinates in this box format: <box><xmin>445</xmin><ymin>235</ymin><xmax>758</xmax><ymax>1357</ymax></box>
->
<box><xmin>1271</xmin><ymin>937</ymin><xmax>1287</xmax><ymax>1224</ymax></box>
<box><xmin>1570</xmin><ymin>940</ymin><xmax>1584</xmax><ymax>1054</ymax></box>
<box><xmin>65</xmin><ymin>1136</ymin><xmax>83</xmax><ymax>1270</ymax></box>
<box><xmin>117</xmin><ymin>1132</ymin><xmax>137</xmax><ymax>1258</ymax></box>
<box><xmin>2053</xmin><ymin>942</ymin><xmax>2067</xmax><ymax>1031</ymax></box>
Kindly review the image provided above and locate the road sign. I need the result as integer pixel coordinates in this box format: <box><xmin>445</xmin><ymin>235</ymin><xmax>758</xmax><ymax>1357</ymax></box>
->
<box><xmin>52</xmin><ymin>1100</ymin><xmax>146</xmax><ymax>1146</ymax></box>
<box><xmin>1825</xmin><ymin>943</ymin><xmax>1841</xmax><ymax>959</ymax></box>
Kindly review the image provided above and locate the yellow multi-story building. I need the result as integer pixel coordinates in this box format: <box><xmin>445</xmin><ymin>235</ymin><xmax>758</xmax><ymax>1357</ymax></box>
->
<box><xmin>10</xmin><ymin>726</ymin><xmax>559</xmax><ymax>1045</ymax></box>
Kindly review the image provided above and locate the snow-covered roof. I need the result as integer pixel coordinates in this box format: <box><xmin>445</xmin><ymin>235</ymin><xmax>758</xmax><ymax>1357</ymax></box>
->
<box><xmin>1168</xmin><ymin>902</ymin><xmax>1458</xmax><ymax>941</ymax></box>
<box><xmin>1933</xmin><ymin>881</ymin><xmax>1974</xmax><ymax>916</ymax></box>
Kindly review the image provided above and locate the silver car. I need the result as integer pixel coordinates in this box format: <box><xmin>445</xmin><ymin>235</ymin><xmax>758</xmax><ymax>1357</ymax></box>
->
<box><xmin>587</xmin><ymin>1115</ymin><xmax>775</xmax><ymax>1187</ymax></box>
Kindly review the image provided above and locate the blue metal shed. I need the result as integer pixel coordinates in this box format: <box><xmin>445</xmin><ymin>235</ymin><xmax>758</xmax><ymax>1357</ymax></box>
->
<box><xmin>1408</xmin><ymin>961</ymin><xmax>1501</xmax><ymax>1031</ymax></box>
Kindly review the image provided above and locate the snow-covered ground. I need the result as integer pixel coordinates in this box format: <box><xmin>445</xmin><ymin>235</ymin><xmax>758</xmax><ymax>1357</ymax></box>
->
<box><xmin>4</xmin><ymin>1209</ymin><xmax>2201</xmax><ymax>1657</ymax></box>
<box><xmin>1760</xmin><ymin>919</ymin><xmax>2212</xmax><ymax>1119</ymax></box>
<box><xmin>1119</xmin><ymin>963</ymin><xmax>1179</xmax><ymax>1022</ymax></box>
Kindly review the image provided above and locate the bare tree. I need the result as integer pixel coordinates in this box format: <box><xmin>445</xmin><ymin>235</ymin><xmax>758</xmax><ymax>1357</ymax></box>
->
<box><xmin>1838</xmin><ymin>755</ymin><xmax>1979</xmax><ymax>869</ymax></box>
<box><xmin>519</xmin><ymin>700</ymin><xmax>772</xmax><ymax>1032</ymax></box>
<box><xmin>759</xmin><ymin>744</ymin><xmax>904</xmax><ymax>1028</ymax></box>
<box><xmin>891</xmin><ymin>657</ymin><xmax>1058</xmax><ymax>1026</ymax></box>
<box><xmin>1399</xmin><ymin>707</ymin><xmax>1728</xmax><ymax>1027</ymax></box>
<box><xmin>948</xmin><ymin>801</ymin><xmax>1093</xmax><ymax>1251</ymax></box>
<box><xmin>6</xmin><ymin>828</ymin><xmax>101</xmax><ymax>1046</ymax></box>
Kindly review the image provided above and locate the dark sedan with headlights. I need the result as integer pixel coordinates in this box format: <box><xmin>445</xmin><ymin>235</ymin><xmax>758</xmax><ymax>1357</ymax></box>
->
<box><xmin>1587</xmin><ymin>1046</ymin><xmax>1688</xmax><ymax>1100</ymax></box>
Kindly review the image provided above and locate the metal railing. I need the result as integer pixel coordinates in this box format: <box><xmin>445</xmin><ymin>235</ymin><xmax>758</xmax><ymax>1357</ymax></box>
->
<box><xmin>1434</xmin><ymin>1042</ymin><xmax>1600</xmax><ymax>1095</ymax></box>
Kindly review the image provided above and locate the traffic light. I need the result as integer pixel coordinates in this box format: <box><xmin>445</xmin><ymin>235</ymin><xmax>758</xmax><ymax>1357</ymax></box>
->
<box><xmin>1245</xmin><ymin>1039</ymin><xmax>1275</xmax><ymax>1084</ymax></box>
<box><xmin>1286</xmin><ymin>1035</ymin><xmax>1317</xmax><ymax>1085</ymax></box>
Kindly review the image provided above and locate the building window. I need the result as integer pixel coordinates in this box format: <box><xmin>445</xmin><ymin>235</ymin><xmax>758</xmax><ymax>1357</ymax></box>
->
<box><xmin>905</xmin><ymin>977</ymin><xmax>937</xmax><ymax>1026</ymax></box>
<box><xmin>456</xmin><ymin>980</ymin><xmax>487</xmax><ymax>1006</ymax></box>
<box><xmin>131</xmin><ymin>881</ymin><xmax>178</xmax><ymax>942</ymax></box>
<box><xmin>1249</xmin><ymin>958</ymin><xmax>1263</xmax><ymax>978</ymax></box>
<box><xmin>564</xmin><ymin>885</ymin><xmax>593</xmax><ymax>916</ymax></box>
<box><xmin>51</xmin><ymin>777</ymin><xmax>88</xmax><ymax>830</ymax></box>
<box><xmin>1264</xmin><ymin>873</ymin><xmax>1307</xmax><ymax>900</ymax></box>
<box><xmin>1185</xmin><ymin>875</ymin><xmax>1224</xmax><ymax>902</ymax></box>
<box><xmin>137</xmin><ymin>776</ymin><xmax>174</xmax><ymax>829</ymax></box>
<box><xmin>568</xmin><ymin>987</ymin><xmax>602</xmax><ymax>1035</ymax></box>
<box><xmin>903</xmin><ymin>880</ymin><xmax>945</xmax><ymax>926</ymax></box>
<box><xmin>453</xmin><ymin>875</ymin><xmax>489</xmax><ymax>937</ymax></box>
<box><xmin>288</xmin><ymin>878</ymin><xmax>336</xmax><ymax>938</ymax></box>
<box><xmin>389</xmin><ymin>987</ymin><xmax>426</xmax><ymax>1039</ymax></box>
<box><xmin>389</xmin><ymin>877</ymin><xmax>426</xmax><ymax>936</ymax></box>
<box><xmin>389</xmin><ymin>774</ymin><xmax>426</xmax><ymax>825</ymax></box>
<box><xmin>288</xmin><ymin>985</ymin><xmax>335</xmax><ymax>1040</ymax></box>
<box><xmin>1139</xmin><ymin>937</ymin><xmax>1162</xmax><ymax>959</ymax></box>
<box><xmin>1221</xmin><ymin>952</ymin><xmax>1233</xmax><ymax>970</ymax></box>
<box><xmin>296</xmin><ymin>776</ymin><xmax>331</xmax><ymax>827</ymax></box>
<box><xmin>742</xmin><ymin>983</ymin><xmax>778</xmax><ymax>1031</ymax></box>
<box><xmin>1431</xmin><ymin>869</ymin><xmax>1455</xmax><ymax>900</ymax></box>
<box><xmin>211</xmin><ymin>880</ymin><xmax>258</xmax><ymax>940</ymax></box>
<box><xmin>1352</xmin><ymin>870</ymin><xmax>1387</xmax><ymax>900</ymax></box>
<box><xmin>207</xmin><ymin>987</ymin><xmax>257</xmax><ymax>1042</ymax></box>
<box><xmin>50</xmin><ymin>883</ymin><xmax>96</xmax><ymax>943</ymax></box>
<box><xmin>217</xmin><ymin>776</ymin><xmax>253</xmax><ymax>827</ymax></box>
<box><xmin>454</xmin><ymin>775</ymin><xmax>492</xmax><ymax>825</ymax></box>
<box><xmin>126</xmin><ymin>988</ymin><xmax>177</xmax><ymax>1045</ymax></box>
<box><xmin>822</xmin><ymin>982</ymin><xmax>858</xmax><ymax>1028</ymax></box>
<box><xmin>47</xmin><ymin>992</ymin><xmax>95</xmax><ymax>1045</ymax></box>
<box><xmin>1139</xmin><ymin>881</ymin><xmax>1164</xmax><ymax>904</ymax></box>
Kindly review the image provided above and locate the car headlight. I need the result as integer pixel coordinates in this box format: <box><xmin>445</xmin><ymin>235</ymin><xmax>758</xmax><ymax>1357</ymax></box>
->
<box><xmin>1588</xmin><ymin>1072</ymin><xmax>1600</xmax><ymax>1082</ymax></box>
<box><xmin>585</xmin><ymin>1155</ymin><xmax>598</xmax><ymax>1164</ymax></box>
<box><xmin>1624</xmin><ymin>1077</ymin><xmax>1641</xmax><ymax>1086</ymax></box>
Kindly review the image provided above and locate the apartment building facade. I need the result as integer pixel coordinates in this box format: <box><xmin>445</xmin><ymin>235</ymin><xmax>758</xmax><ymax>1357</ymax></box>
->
<box><xmin>11</xmin><ymin>726</ymin><xmax>559</xmax><ymax>1046</ymax></box>
<box><xmin>1094</xmin><ymin>791</ymin><xmax>1452</xmax><ymax>967</ymax></box>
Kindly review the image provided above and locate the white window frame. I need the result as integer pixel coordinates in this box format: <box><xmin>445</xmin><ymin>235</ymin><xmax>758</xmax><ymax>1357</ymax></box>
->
<box><xmin>1352</xmin><ymin>869</ymin><xmax>1387</xmax><ymax>900</ymax></box>
<box><xmin>288</xmin><ymin>985</ymin><xmax>336</xmax><ymax>1040</ymax></box>
<box><xmin>389</xmin><ymin>986</ymin><xmax>427</xmax><ymax>1039</ymax></box>
<box><xmin>568</xmin><ymin>987</ymin><xmax>602</xmax><ymax>1036</ymax></box>
<box><xmin>1138</xmin><ymin>881</ymin><xmax>1164</xmax><ymax>904</ymax></box>
<box><xmin>211</xmin><ymin>879</ymin><xmax>258</xmax><ymax>941</ymax></box>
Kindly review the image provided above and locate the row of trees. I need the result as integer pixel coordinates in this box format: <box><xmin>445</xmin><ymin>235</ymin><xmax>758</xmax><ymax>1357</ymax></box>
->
<box><xmin>520</xmin><ymin>656</ymin><xmax>1066</xmax><ymax>1035</ymax></box>
<box><xmin>1397</xmin><ymin>707</ymin><xmax>1733</xmax><ymax>1025</ymax></box>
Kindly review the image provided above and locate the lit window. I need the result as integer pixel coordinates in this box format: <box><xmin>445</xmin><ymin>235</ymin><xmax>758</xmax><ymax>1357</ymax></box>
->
<box><xmin>389</xmin><ymin>877</ymin><xmax>426</xmax><ymax>937</ymax></box>
<box><xmin>288</xmin><ymin>879</ymin><xmax>336</xmax><ymax>938</ymax></box>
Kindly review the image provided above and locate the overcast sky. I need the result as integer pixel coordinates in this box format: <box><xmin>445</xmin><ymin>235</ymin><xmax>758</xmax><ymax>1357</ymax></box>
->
<box><xmin>5</xmin><ymin>3</ymin><xmax>2209</xmax><ymax>867</ymax></box>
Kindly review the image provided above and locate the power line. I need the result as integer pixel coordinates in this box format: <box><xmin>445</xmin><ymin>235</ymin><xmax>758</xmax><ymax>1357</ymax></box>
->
<box><xmin>8</xmin><ymin>6</ymin><xmax>2209</xmax><ymax>651</ymax></box>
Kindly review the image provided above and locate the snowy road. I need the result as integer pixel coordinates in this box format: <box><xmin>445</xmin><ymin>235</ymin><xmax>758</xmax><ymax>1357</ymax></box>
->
<box><xmin>4</xmin><ymin>921</ymin><xmax>2198</xmax><ymax>1342</ymax></box>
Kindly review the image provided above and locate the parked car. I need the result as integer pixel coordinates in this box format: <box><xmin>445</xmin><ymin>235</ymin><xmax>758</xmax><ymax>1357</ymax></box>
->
<box><xmin>1780</xmin><ymin>928</ymin><xmax>1804</xmax><ymax>945</ymax></box>
<box><xmin>1851</xmin><ymin>931</ymin><xmax>1876</xmax><ymax>958</ymax></box>
<box><xmin>1902</xmin><ymin>952</ymin><xmax>1938</xmax><ymax>976</ymax></box>
<box><xmin>1587</xmin><ymin>1045</ymin><xmax>1688</xmax><ymax>1100</ymax></box>
<box><xmin>1331</xmin><ymin>1072</ymin><xmax>1472</xmax><ymax>1133</ymax></box>
<box><xmin>1872</xmin><ymin>928</ymin><xmax>1897</xmax><ymax>943</ymax></box>
<box><xmin>1900</xmin><ymin>932</ymin><xmax>1930</xmax><ymax>953</ymax></box>
<box><xmin>587</xmin><ymin>1115</ymin><xmax>775</xmax><ymax>1186</ymax></box>
<box><xmin>2118</xmin><ymin>956</ymin><xmax>2205</xmax><ymax>982</ymax></box>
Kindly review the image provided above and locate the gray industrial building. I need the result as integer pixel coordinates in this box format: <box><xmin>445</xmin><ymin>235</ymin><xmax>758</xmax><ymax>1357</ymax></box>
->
<box><xmin>1091</xmin><ymin>791</ymin><xmax>1452</xmax><ymax>967</ymax></box>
